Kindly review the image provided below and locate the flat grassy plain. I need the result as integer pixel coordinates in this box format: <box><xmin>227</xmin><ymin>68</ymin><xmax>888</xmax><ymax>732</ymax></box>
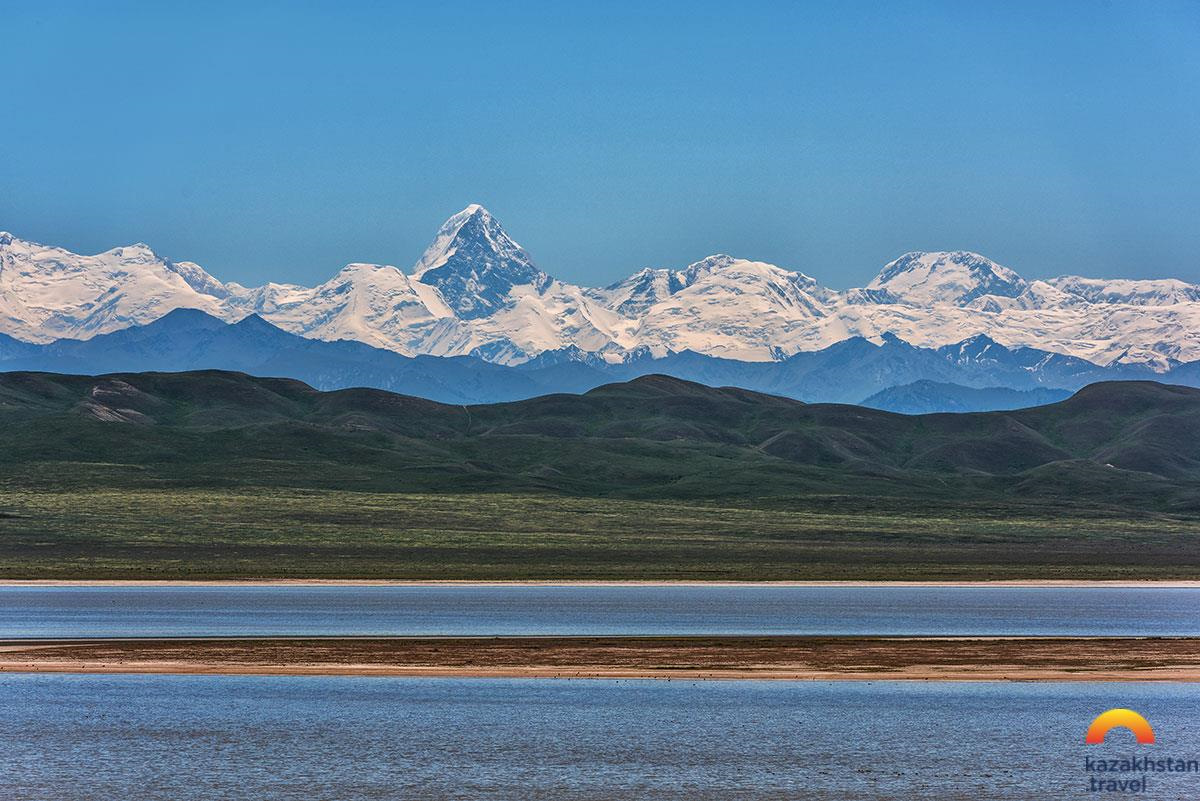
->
<box><xmin>3</xmin><ymin>482</ymin><xmax>1199</xmax><ymax>580</ymax></box>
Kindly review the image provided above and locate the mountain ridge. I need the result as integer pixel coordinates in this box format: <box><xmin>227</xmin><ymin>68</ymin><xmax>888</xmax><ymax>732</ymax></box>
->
<box><xmin>6</xmin><ymin>308</ymin><xmax>1195</xmax><ymax>409</ymax></box>
<box><xmin>3</xmin><ymin>207</ymin><xmax>1200</xmax><ymax>368</ymax></box>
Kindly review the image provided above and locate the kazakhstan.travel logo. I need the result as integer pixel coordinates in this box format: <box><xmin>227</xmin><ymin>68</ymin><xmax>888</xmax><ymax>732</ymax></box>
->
<box><xmin>1083</xmin><ymin>709</ymin><xmax>1198</xmax><ymax>794</ymax></box>
<box><xmin>1085</xmin><ymin>709</ymin><xmax>1155</xmax><ymax>745</ymax></box>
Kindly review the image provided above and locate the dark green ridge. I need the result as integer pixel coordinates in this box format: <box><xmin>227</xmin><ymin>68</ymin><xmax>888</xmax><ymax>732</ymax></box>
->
<box><xmin>2</xmin><ymin>371</ymin><xmax>1198</xmax><ymax>505</ymax></box>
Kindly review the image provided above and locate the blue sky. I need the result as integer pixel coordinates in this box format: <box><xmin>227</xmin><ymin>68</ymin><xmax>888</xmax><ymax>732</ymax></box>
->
<box><xmin>3</xmin><ymin>1</ymin><xmax>1198</xmax><ymax>288</ymax></box>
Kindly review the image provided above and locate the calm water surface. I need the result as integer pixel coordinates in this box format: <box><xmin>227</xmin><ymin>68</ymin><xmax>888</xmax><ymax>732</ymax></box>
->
<box><xmin>2</xmin><ymin>676</ymin><xmax>1198</xmax><ymax>800</ymax></box>
<box><xmin>2</xmin><ymin>584</ymin><xmax>1199</xmax><ymax>637</ymax></box>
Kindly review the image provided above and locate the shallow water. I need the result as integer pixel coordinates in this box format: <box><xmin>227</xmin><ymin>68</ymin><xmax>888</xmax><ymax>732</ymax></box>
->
<box><xmin>2</xmin><ymin>675</ymin><xmax>1197</xmax><ymax>800</ymax></box>
<box><xmin>3</xmin><ymin>584</ymin><xmax>1199</xmax><ymax>637</ymax></box>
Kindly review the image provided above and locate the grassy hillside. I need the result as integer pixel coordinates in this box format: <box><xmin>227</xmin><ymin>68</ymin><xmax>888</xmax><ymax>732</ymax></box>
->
<box><xmin>3</xmin><ymin>370</ymin><xmax>1200</xmax><ymax>501</ymax></box>
<box><xmin>2</xmin><ymin>370</ymin><xmax>1200</xmax><ymax>579</ymax></box>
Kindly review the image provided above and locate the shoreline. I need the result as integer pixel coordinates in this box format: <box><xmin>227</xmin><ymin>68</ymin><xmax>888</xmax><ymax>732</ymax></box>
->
<box><xmin>3</xmin><ymin>636</ymin><xmax>1198</xmax><ymax>682</ymax></box>
<box><xmin>5</xmin><ymin>579</ymin><xmax>1200</xmax><ymax>588</ymax></box>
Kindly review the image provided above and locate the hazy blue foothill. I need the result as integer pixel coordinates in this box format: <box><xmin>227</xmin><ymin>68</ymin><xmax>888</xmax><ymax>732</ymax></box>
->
<box><xmin>861</xmin><ymin>380</ymin><xmax>1073</xmax><ymax>414</ymax></box>
<box><xmin>0</xmin><ymin>308</ymin><xmax>1185</xmax><ymax>409</ymax></box>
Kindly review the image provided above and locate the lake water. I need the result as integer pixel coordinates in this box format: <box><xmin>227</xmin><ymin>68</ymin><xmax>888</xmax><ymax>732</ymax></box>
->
<box><xmin>2</xmin><ymin>675</ymin><xmax>1197</xmax><ymax>800</ymax></box>
<box><xmin>8</xmin><ymin>585</ymin><xmax>1198</xmax><ymax>799</ymax></box>
<box><xmin>3</xmin><ymin>583</ymin><xmax>1199</xmax><ymax>638</ymax></box>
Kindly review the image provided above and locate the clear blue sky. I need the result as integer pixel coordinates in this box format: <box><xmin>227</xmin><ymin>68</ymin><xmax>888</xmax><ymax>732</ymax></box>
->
<box><xmin>3</xmin><ymin>1</ymin><xmax>1198</xmax><ymax>288</ymax></box>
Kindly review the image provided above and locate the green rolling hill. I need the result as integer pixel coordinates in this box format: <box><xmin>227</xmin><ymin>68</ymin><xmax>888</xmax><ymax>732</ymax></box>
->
<box><xmin>3</xmin><ymin>370</ymin><xmax>1199</xmax><ymax>505</ymax></box>
<box><xmin>2</xmin><ymin>370</ymin><xmax>1200</xmax><ymax>579</ymax></box>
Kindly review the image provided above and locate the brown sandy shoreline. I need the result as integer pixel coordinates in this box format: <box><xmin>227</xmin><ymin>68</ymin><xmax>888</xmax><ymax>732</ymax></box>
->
<box><xmin>3</xmin><ymin>636</ymin><xmax>1199</xmax><ymax>681</ymax></box>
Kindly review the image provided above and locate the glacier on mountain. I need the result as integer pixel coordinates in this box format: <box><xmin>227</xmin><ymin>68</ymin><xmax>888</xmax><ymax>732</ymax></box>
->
<box><xmin>2</xmin><ymin>205</ymin><xmax>1199</xmax><ymax>369</ymax></box>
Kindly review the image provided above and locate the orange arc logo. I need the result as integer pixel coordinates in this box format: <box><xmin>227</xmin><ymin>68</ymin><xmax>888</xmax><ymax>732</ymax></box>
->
<box><xmin>1085</xmin><ymin>709</ymin><xmax>1155</xmax><ymax>745</ymax></box>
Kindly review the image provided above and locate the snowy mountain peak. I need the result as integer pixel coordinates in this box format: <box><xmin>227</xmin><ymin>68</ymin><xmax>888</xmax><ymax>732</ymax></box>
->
<box><xmin>681</xmin><ymin>254</ymin><xmax>738</xmax><ymax>278</ymax></box>
<box><xmin>335</xmin><ymin>261</ymin><xmax>405</xmax><ymax>277</ymax></box>
<box><xmin>869</xmin><ymin>251</ymin><xmax>1028</xmax><ymax>307</ymax></box>
<box><xmin>164</xmin><ymin>259</ymin><xmax>230</xmax><ymax>299</ymax></box>
<box><xmin>0</xmin><ymin>232</ymin><xmax>227</xmax><ymax>342</ymax></box>
<box><xmin>412</xmin><ymin>204</ymin><xmax>513</xmax><ymax>277</ymax></box>
<box><xmin>589</xmin><ymin>266</ymin><xmax>686</xmax><ymax>318</ymax></box>
<box><xmin>412</xmin><ymin>204</ymin><xmax>549</xmax><ymax>320</ymax></box>
<box><xmin>588</xmin><ymin>253</ymin><xmax>827</xmax><ymax>324</ymax></box>
<box><xmin>102</xmin><ymin>242</ymin><xmax>160</xmax><ymax>261</ymax></box>
<box><xmin>5</xmin><ymin>208</ymin><xmax>1200</xmax><ymax>371</ymax></box>
<box><xmin>1048</xmin><ymin>275</ymin><xmax>1200</xmax><ymax>306</ymax></box>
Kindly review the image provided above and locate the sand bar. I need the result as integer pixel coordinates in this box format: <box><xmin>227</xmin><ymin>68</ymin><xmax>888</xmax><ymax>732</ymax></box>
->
<box><xmin>2</xmin><ymin>636</ymin><xmax>1199</xmax><ymax>681</ymax></box>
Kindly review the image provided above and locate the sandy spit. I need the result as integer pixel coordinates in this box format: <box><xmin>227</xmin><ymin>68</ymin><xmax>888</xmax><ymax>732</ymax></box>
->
<box><xmin>2</xmin><ymin>636</ymin><xmax>1198</xmax><ymax>682</ymax></box>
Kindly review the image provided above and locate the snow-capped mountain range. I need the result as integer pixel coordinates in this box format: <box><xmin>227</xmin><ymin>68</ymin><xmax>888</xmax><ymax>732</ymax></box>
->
<box><xmin>2</xmin><ymin>206</ymin><xmax>1198</xmax><ymax>369</ymax></box>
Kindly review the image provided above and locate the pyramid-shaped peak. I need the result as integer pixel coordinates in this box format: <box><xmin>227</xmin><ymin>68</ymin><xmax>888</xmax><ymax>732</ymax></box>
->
<box><xmin>434</xmin><ymin>203</ymin><xmax>493</xmax><ymax>232</ymax></box>
<box><xmin>413</xmin><ymin>204</ymin><xmax>519</xmax><ymax>277</ymax></box>
<box><xmin>412</xmin><ymin>204</ymin><xmax>548</xmax><ymax>320</ymax></box>
<box><xmin>458</xmin><ymin>203</ymin><xmax>489</xmax><ymax>218</ymax></box>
